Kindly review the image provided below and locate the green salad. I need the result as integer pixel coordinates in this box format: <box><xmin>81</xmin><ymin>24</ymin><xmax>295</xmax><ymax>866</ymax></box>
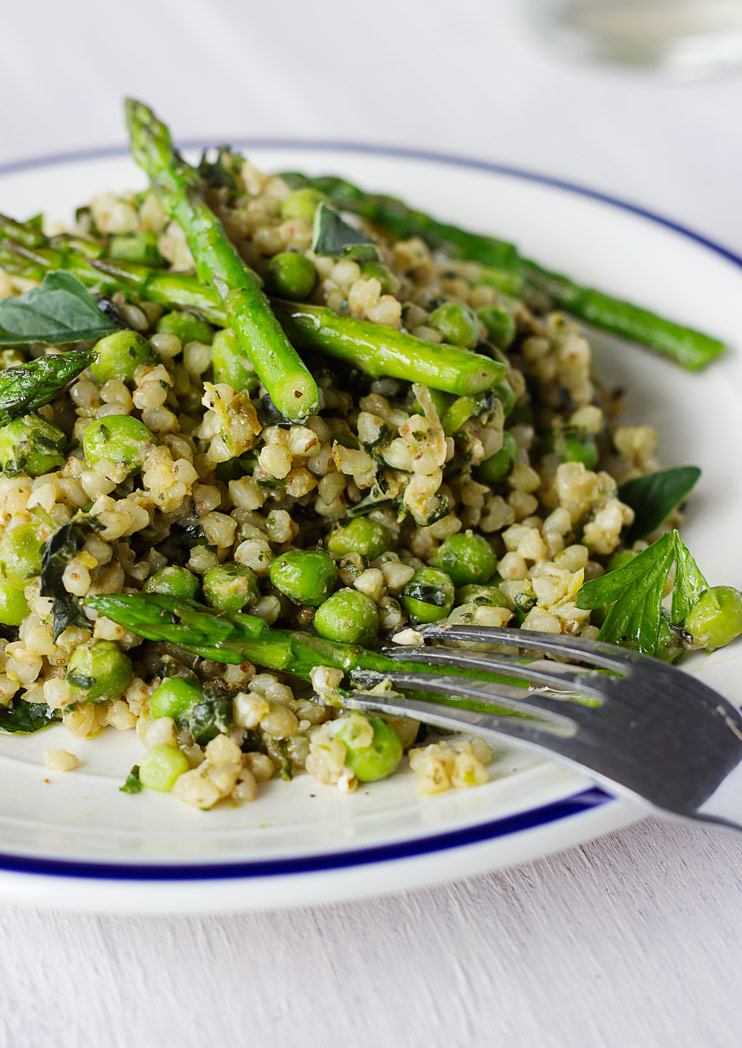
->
<box><xmin>0</xmin><ymin>99</ymin><xmax>738</xmax><ymax>806</ymax></box>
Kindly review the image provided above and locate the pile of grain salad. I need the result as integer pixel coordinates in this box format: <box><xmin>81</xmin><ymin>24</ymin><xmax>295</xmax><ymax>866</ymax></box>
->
<box><xmin>0</xmin><ymin>100</ymin><xmax>738</xmax><ymax>810</ymax></box>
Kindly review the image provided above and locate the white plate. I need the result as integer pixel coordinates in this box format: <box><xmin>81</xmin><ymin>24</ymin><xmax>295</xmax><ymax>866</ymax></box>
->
<box><xmin>0</xmin><ymin>144</ymin><xmax>739</xmax><ymax>914</ymax></box>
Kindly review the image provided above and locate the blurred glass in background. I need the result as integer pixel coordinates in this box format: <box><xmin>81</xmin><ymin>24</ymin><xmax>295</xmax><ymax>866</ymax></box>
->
<box><xmin>524</xmin><ymin>0</ymin><xmax>742</xmax><ymax>75</ymax></box>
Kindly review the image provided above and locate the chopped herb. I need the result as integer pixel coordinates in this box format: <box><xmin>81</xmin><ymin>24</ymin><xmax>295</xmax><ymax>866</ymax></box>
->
<box><xmin>312</xmin><ymin>203</ymin><xmax>380</xmax><ymax>262</ymax></box>
<box><xmin>266</xmin><ymin>736</ymin><xmax>293</xmax><ymax>781</ymax></box>
<box><xmin>618</xmin><ymin>466</ymin><xmax>701</xmax><ymax>542</ymax></box>
<box><xmin>346</xmin><ymin>494</ymin><xmax>394</xmax><ymax>518</ymax></box>
<box><xmin>403</xmin><ymin>582</ymin><xmax>450</xmax><ymax>607</ymax></box>
<box><xmin>155</xmin><ymin>517</ymin><xmax>208</xmax><ymax>566</ymax></box>
<box><xmin>120</xmin><ymin>764</ymin><xmax>143</xmax><ymax>794</ymax></box>
<box><xmin>0</xmin><ymin>349</ymin><xmax>96</xmax><ymax>427</ymax></box>
<box><xmin>40</xmin><ymin>514</ymin><xmax>102</xmax><ymax>641</ymax></box>
<box><xmin>576</xmin><ymin>530</ymin><xmax>707</xmax><ymax>655</ymax></box>
<box><xmin>66</xmin><ymin>672</ymin><xmax>95</xmax><ymax>690</ymax></box>
<box><xmin>0</xmin><ymin>699</ymin><xmax>61</xmax><ymax>734</ymax></box>
<box><xmin>0</xmin><ymin>272</ymin><xmax>120</xmax><ymax>346</ymax></box>
<box><xmin>184</xmin><ymin>686</ymin><xmax>234</xmax><ymax>746</ymax></box>
<box><xmin>198</xmin><ymin>146</ymin><xmax>244</xmax><ymax>199</ymax></box>
<box><xmin>513</xmin><ymin>590</ymin><xmax>537</xmax><ymax>623</ymax></box>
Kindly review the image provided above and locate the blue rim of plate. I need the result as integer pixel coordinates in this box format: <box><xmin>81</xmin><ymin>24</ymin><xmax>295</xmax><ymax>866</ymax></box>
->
<box><xmin>0</xmin><ymin>140</ymin><xmax>737</xmax><ymax>883</ymax></box>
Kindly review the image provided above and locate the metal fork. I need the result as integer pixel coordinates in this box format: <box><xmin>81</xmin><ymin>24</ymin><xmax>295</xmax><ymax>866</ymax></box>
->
<box><xmin>339</xmin><ymin>625</ymin><xmax>742</xmax><ymax>833</ymax></box>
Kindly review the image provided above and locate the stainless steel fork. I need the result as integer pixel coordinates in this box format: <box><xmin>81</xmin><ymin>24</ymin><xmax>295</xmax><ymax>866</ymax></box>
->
<box><xmin>340</xmin><ymin>625</ymin><xmax>742</xmax><ymax>833</ymax></box>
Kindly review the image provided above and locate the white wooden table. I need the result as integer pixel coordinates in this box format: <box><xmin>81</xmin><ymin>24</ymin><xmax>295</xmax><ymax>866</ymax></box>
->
<box><xmin>1</xmin><ymin>5</ymin><xmax>741</xmax><ymax>1045</ymax></box>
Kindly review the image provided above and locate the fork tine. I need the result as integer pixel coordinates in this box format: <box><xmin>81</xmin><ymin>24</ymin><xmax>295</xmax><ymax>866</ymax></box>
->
<box><xmin>342</xmin><ymin>687</ymin><xmax>584</xmax><ymax>750</ymax></box>
<box><xmin>418</xmin><ymin>624</ymin><xmax>636</xmax><ymax>672</ymax></box>
<box><xmin>340</xmin><ymin>691</ymin><xmax>510</xmax><ymax>737</ymax></box>
<box><xmin>378</xmin><ymin>645</ymin><xmax>610</xmax><ymax>702</ymax></box>
<box><xmin>352</xmin><ymin>668</ymin><xmax>603</xmax><ymax>733</ymax></box>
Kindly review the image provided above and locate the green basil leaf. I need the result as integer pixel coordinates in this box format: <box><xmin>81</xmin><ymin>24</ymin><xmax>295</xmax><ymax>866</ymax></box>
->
<box><xmin>619</xmin><ymin>466</ymin><xmax>701</xmax><ymax>541</ymax></box>
<box><xmin>0</xmin><ymin>699</ymin><xmax>61</xmax><ymax>733</ymax></box>
<box><xmin>0</xmin><ymin>272</ymin><xmax>120</xmax><ymax>346</ymax></box>
<box><xmin>0</xmin><ymin>349</ymin><xmax>95</xmax><ymax>426</ymax></box>
<box><xmin>312</xmin><ymin>203</ymin><xmax>380</xmax><ymax>262</ymax></box>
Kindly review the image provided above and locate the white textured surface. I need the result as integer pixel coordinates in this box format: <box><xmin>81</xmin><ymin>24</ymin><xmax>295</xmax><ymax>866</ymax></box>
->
<box><xmin>0</xmin><ymin>820</ymin><xmax>740</xmax><ymax>1048</ymax></box>
<box><xmin>1</xmin><ymin>3</ymin><xmax>741</xmax><ymax>1044</ymax></box>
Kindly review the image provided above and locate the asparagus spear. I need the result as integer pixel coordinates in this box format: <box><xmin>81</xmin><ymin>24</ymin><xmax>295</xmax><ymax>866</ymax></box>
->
<box><xmin>271</xmin><ymin>300</ymin><xmax>504</xmax><ymax>395</ymax></box>
<box><xmin>284</xmin><ymin>174</ymin><xmax>520</xmax><ymax>269</ymax></box>
<box><xmin>87</xmin><ymin>593</ymin><xmax>410</xmax><ymax>677</ymax></box>
<box><xmin>124</xmin><ymin>99</ymin><xmax>319</xmax><ymax>422</ymax></box>
<box><xmin>0</xmin><ymin>349</ymin><xmax>96</xmax><ymax>425</ymax></box>
<box><xmin>283</xmin><ymin>173</ymin><xmax>725</xmax><ymax>371</ymax></box>
<box><xmin>0</xmin><ymin>227</ymin><xmax>505</xmax><ymax>396</ymax></box>
<box><xmin>86</xmin><ymin>593</ymin><xmax>526</xmax><ymax>703</ymax></box>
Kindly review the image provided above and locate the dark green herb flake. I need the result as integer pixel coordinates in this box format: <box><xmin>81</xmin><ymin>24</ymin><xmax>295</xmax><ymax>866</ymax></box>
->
<box><xmin>120</xmin><ymin>764</ymin><xmax>143</xmax><ymax>794</ymax></box>
<box><xmin>312</xmin><ymin>203</ymin><xmax>380</xmax><ymax>262</ymax></box>
<box><xmin>0</xmin><ymin>699</ymin><xmax>61</xmax><ymax>734</ymax></box>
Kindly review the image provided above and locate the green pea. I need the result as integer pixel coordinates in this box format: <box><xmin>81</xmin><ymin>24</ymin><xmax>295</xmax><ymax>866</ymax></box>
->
<box><xmin>109</xmin><ymin>230</ymin><xmax>165</xmax><ymax>267</ymax></box>
<box><xmin>0</xmin><ymin>578</ymin><xmax>28</xmax><ymax>626</ymax></box>
<box><xmin>360</xmin><ymin>261</ymin><xmax>401</xmax><ymax>295</ymax></box>
<box><xmin>428</xmin><ymin>302</ymin><xmax>481</xmax><ymax>349</ymax></box>
<box><xmin>441</xmin><ymin>396</ymin><xmax>477</xmax><ymax>436</ymax></box>
<box><xmin>494</xmin><ymin>378</ymin><xmax>517</xmax><ymax>417</ymax></box>
<box><xmin>139</xmin><ymin>745</ymin><xmax>190</xmax><ymax>792</ymax></box>
<box><xmin>269</xmin><ymin>549</ymin><xmax>338</xmax><ymax>607</ymax></box>
<box><xmin>326</xmin><ymin>518</ymin><xmax>391</xmax><ymax>560</ymax></box>
<box><xmin>90</xmin><ymin>330</ymin><xmax>153</xmax><ymax>384</ymax></box>
<box><xmin>561</xmin><ymin>435</ymin><xmax>598</xmax><ymax>470</ymax></box>
<box><xmin>144</xmin><ymin>566</ymin><xmax>200</xmax><ymax>599</ymax></box>
<box><xmin>66</xmin><ymin>641</ymin><xmax>133</xmax><ymax>703</ymax></box>
<box><xmin>202</xmin><ymin>563</ymin><xmax>260</xmax><ymax>612</ymax></box>
<box><xmin>607</xmin><ymin>550</ymin><xmax>638</xmax><ymax>573</ymax></box>
<box><xmin>401</xmin><ymin>567</ymin><xmax>455</xmax><ymax>625</ymax></box>
<box><xmin>150</xmin><ymin>677</ymin><xmax>203</xmax><ymax>720</ymax></box>
<box><xmin>280</xmin><ymin>187</ymin><xmax>327</xmax><ymax>222</ymax></box>
<box><xmin>156</xmin><ymin>311</ymin><xmax>214</xmax><ymax>346</ymax></box>
<box><xmin>0</xmin><ymin>414</ymin><xmax>66</xmax><ymax>477</ymax></box>
<box><xmin>333</xmin><ymin>715</ymin><xmax>403</xmax><ymax>782</ymax></box>
<box><xmin>266</xmin><ymin>252</ymin><xmax>317</xmax><ymax>300</ymax></box>
<box><xmin>82</xmin><ymin>415</ymin><xmax>154</xmax><ymax>477</ymax></box>
<box><xmin>0</xmin><ymin>522</ymin><xmax>45</xmax><ymax>585</ymax></box>
<box><xmin>455</xmin><ymin>584</ymin><xmax>508</xmax><ymax>608</ymax></box>
<box><xmin>475</xmin><ymin>431</ymin><xmax>518</xmax><ymax>484</ymax></box>
<box><xmin>545</xmin><ymin>427</ymin><xmax>598</xmax><ymax>470</ymax></box>
<box><xmin>314</xmin><ymin>588</ymin><xmax>379</xmax><ymax>646</ymax></box>
<box><xmin>429</xmin><ymin>532</ymin><xmax>498</xmax><ymax>587</ymax></box>
<box><xmin>685</xmin><ymin>586</ymin><xmax>742</xmax><ymax>653</ymax></box>
<box><xmin>211</xmin><ymin>329</ymin><xmax>259</xmax><ymax>393</ymax></box>
<box><xmin>478</xmin><ymin>306</ymin><xmax>516</xmax><ymax>350</ymax></box>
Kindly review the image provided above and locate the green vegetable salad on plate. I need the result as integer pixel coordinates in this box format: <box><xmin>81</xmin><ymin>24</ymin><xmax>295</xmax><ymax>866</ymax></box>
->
<box><xmin>0</xmin><ymin>100</ymin><xmax>738</xmax><ymax>807</ymax></box>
